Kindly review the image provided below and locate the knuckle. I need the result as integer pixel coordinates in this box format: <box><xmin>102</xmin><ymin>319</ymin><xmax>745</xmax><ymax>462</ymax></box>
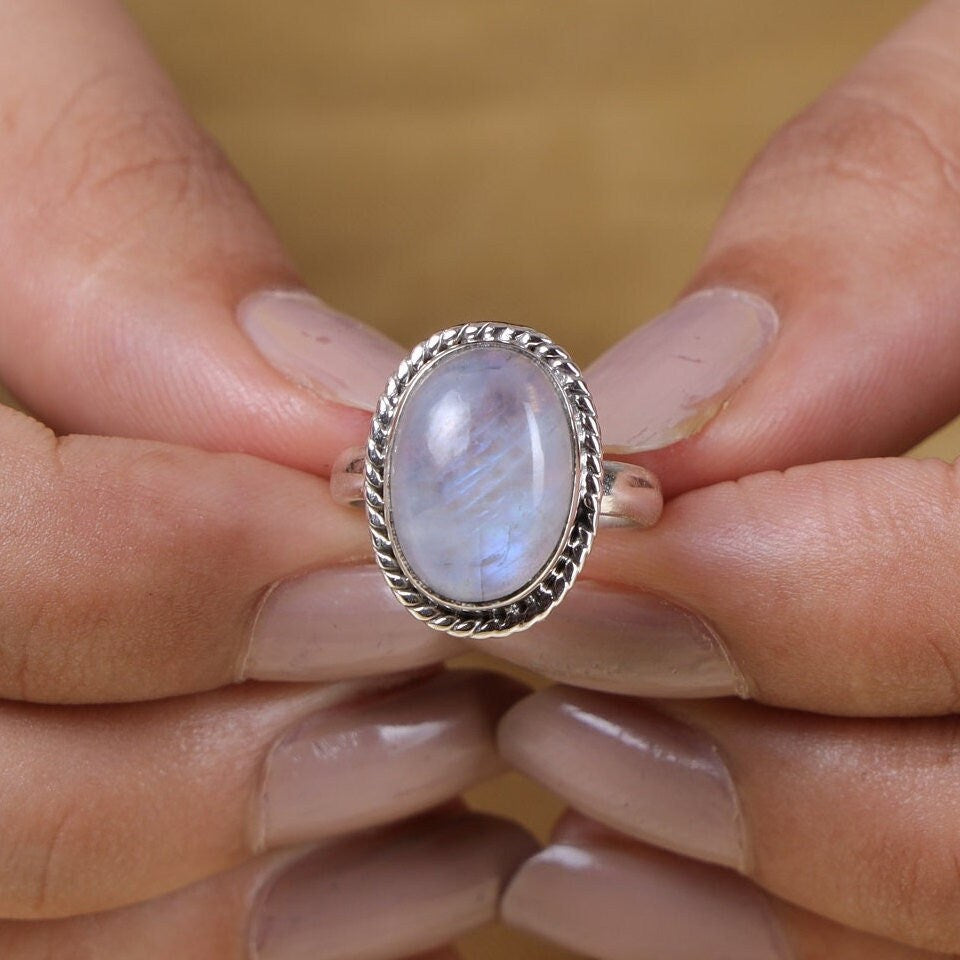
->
<box><xmin>30</xmin><ymin>69</ymin><xmax>240</xmax><ymax>237</ymax></box>
<box><xmin>740</xmin><ymin>82</ymin><xmax>960</xmax><ymax>245</ymax></box>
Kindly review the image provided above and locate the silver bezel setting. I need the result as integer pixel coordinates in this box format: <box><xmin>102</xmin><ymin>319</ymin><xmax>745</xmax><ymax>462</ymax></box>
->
<box><xmin>364</xmin><ymin>323</ymin><xmax>603</xmax><ymax>638</ymax></box>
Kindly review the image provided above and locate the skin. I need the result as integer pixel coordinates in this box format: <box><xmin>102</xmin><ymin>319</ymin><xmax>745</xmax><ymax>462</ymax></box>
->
<box><xmin>495</xmin><ymin>0</ymin><xmax>960</xmax><ymax>955</ymax></box>
<box><xmin>0</xmin><ymin>0</ymin><xmax>371</xmax><ymax>470</ymax></box>
<box><xmin>7</xmin><ymin>0</ymin><xmax>960</xmax><ymax>958</ymax></box>
<box><xmin>0</xmin><ymin>0</ymin><xmax>528</xmax><ymax>955</ymax></box>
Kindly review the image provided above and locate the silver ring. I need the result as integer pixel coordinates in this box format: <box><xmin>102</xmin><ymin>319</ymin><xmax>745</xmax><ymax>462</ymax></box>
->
<box><xmin>331</xmin><ymin>323</ymin><xmax>664</xmax><ymax>638</ymax></box>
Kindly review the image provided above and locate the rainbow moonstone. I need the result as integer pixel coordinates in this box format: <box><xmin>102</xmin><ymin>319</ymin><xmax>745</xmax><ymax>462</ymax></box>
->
<box><xmin>388</xmin><ymin>344</ymin><xmax>576</xmax><ymax>605</ymax></box>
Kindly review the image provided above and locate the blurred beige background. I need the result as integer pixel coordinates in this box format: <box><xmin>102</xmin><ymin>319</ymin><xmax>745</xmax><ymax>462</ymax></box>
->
<box><xmin>112</xmin><ymin>1</ymin><xmax>951</xmax><ymax>956</ymax></box>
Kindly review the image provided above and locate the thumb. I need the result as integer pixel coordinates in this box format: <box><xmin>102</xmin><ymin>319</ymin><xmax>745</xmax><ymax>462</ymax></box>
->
<box><xmin>0</xmin><ymin>0</ymin><xmax>402</xmax><ymax>474</ymax></box>
<box><xmin>587</xmin><ymin>0</ymin><xmax>960</xmax><ymax>496</ymax></box>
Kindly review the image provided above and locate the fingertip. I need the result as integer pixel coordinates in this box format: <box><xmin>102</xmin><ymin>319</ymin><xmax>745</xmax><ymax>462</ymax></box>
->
<box><xmin>589</xmin><ymin>288</ymin><xmax>780</xmax><ymax>460</ymax></box>
<box><xmin>237</xmin><ymin>289</ymin><xmax>405</xmax><ymax>415</ymax></box>
<box><xmin>242</xmin><ymin>564</ymin><xmax>465</xmax><ymax>685</ymax></box>
<box><xmin>502</xmin><ymin>837</ymin><xmax>792</xmax><ymax>960</ymax></box>
<box><xmin>253</xmin><ymin>810</ymin><xmax>537</xmax><ymax>960</ymax></box>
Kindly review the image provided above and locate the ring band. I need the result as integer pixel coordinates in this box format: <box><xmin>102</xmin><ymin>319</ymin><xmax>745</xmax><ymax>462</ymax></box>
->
<box><xmin>333</xmin><ymin>449</ymin><xmax>662</xmax><ymax>528</ymax></box>
<box><xmin>331</xmin><ymin>323</ymin><xmax>663</xmax><ymax>638</ymax></box>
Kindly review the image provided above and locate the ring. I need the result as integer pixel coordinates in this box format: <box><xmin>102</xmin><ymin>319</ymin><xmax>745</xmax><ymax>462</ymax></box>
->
<box><xmin>331</xmin><ymin>323</ymin><xmax>663</xmax><ymax>638</ymax></box>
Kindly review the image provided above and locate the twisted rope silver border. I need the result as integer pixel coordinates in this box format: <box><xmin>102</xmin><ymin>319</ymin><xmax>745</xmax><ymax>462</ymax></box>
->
<box><xmin>364</xmin><ymin>323</ymin><xmax>603</xmax><ymax>638</ymax></box>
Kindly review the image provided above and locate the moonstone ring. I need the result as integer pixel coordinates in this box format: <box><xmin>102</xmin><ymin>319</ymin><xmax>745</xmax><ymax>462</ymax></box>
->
<box><xmin>331</xmin><ymin>323</ymin><xmax>663</xmax><ymax>637</ymax></box>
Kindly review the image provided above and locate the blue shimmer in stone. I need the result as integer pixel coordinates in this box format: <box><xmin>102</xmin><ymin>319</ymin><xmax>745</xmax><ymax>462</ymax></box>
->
<box><xmin>388</xmin><ymin>344</ymin><xmax>576</xmax><ymax>605</ymax></box>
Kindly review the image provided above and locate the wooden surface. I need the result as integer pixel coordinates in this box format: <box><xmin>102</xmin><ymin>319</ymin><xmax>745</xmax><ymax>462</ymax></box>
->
<box><xmin>98</xmin><ymin>1</ymin><xmax>960</xmax><ymax>956</ymax></box>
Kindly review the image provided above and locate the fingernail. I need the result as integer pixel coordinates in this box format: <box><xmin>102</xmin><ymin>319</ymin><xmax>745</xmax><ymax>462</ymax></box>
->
<box><xmin>238</xmin><ymin>290</ymin><xmax>404</xmax><ymax>412</ymax></box>
<box><xmin>253</xmin><ymin>811</ymin><xmax>535</xmax><ymax>960</ymax></box>
<box><xmin>590</xmin><ymin>288</ymin><xmax>779</xmax><ymax>453</ymax></box>
<box><xmin>503</xmin><ymin>837</ymin><xmax>792</xmax><ymax>960</ymax></box>
<box><xmin>499</xmin><ymin>687</ymin><xmax>745</xmax><ymax>869</ymax></box>
<box><xmin>480</xmin><ymin>580</ymin><xmax>744</xmax><ymax>698</ymax></box>
<box><xmin>243</xmin><ymin>565</ymin><xmax>464</xmax><ymax>682</ymax></box>
<box><xmin>256</xmin><ymin>671</ymin><xmax>522</xmax><ymax>848</ymax></box>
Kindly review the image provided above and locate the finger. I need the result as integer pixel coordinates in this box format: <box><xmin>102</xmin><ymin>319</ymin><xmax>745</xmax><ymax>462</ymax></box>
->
<box><xmin>580</xmin><ymin>456</ymin><xmax>960</xmax><ymax>713</ymax></box>
<box><xmin>583</xmin><ymin>0</ymin><xmax>960</xmax><ymax>496</ymax></box>
<box><xmin>0</xmin><ymin>810</ymin><xmax>528</xmax><ymax>959</ymax></box>
<box><xmin>502</xmin><ymin>688</ymin><xmax>960</xmax><ymax>953</ymax></box>
<box><xmin>492</xmin><ymin>455</ymin><xmax>960</xmax><ymax>712</ymax></box>
<box><xmin>503</xmin><ymin>813</ymin><xmax>949</xmax><ymax>960</ymax></box>
<box><xmin>0</xmin><ymin>670</ymin><xmax>520</xmax><ymax>918</ymax></box>
<box><xmin>0</xmin><ymin>406</ymin><xmax>461</xmax><ymax>704</ymax></box>
<box><xmin>0</xmin><ymin>0</ymin><xmax>403</xmax><ymax>472</ymax></box>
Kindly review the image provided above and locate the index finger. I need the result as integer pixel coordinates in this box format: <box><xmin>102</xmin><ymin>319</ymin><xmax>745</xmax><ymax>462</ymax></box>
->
<box><xmin>0</xmin><ymin>0</ymin><xmax>401</xmax><ymax>472</ymax></box>
<box><xmin>0</xmin><ymin>405</ymin><xmax>459</xmax><ymax>704</ymax></box>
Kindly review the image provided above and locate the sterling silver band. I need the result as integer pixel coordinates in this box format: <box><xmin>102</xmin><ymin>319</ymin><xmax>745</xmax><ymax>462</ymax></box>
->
<box><xmin>332</xmin><ymin>446</ymin><xmax>663</xmax><ymax>529</ymax></box>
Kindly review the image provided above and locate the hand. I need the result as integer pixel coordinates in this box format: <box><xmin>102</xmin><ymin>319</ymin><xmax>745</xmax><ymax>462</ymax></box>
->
<box><xmin>492</xmin><ymin>1</ymin><xmax>960</xmax><ymax>956</ymax></box>
<box><xmin>0</xmin><ymin>1</ymin><xmax>533</xmax><ymax>956</ymax></box>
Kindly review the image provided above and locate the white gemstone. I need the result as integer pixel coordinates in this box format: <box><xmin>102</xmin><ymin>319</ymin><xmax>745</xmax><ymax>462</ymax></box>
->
<box><xmin>388</xmin><ymin>344</ymin><xmax>576</xmax><ymax>605</ymax></box>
